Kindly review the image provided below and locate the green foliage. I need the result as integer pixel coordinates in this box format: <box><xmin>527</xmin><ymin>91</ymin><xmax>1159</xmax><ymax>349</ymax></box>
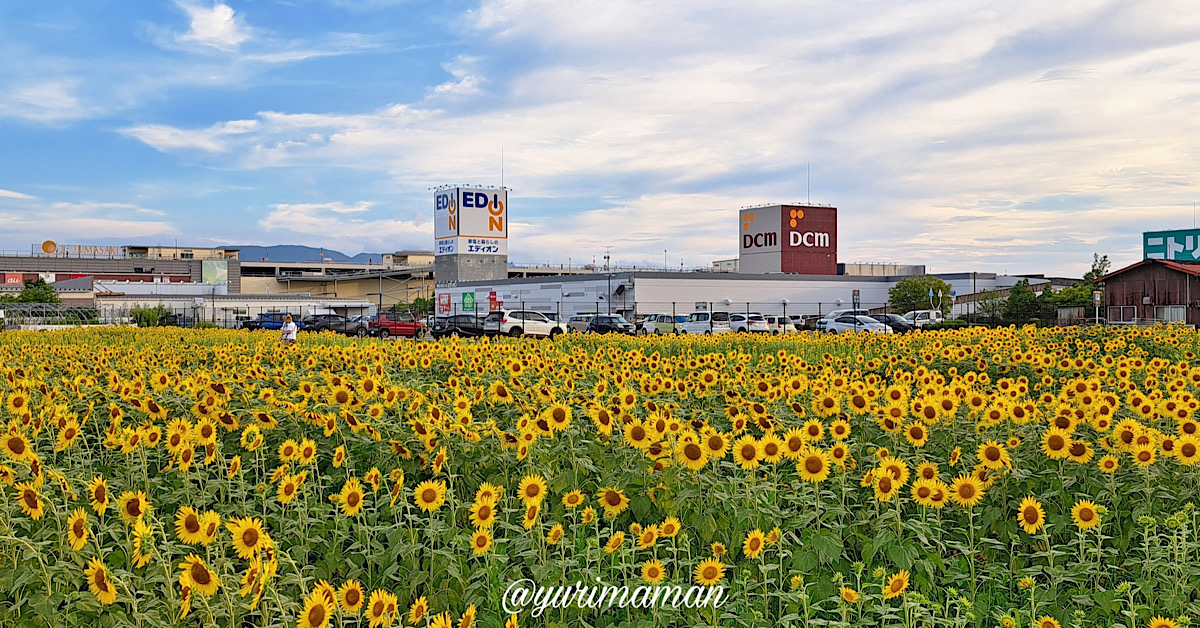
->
<box><xmin>888</xmin><ymin>276</ymin><xmax>953</xmax><ymax>317</ymax></box>
<box><xmin>1083</xmin><ymin>253</ymin><xmax>1111</xmax><ymax>284</ymax></box>
<box><xmin>129</xmin><ymin>304</ymin><xmax>170</xmax><ymax>328</ymax></box>
<box><xmin>393</xmin><ymin>296</ymin><xmax>434</xmax><ymax>316</ymax></box>
<box><xmin>1004</xmin><ymin>279</ymin><xmax>1039</xmax><ymax>324</ymax></box>
<box><xmin>923</xmin><ymin>319</ymin><xmax>968</xmax><ymax>330</ymax></box>
<box><xmin>0</xmin><ymin>278</ymin><xmax>61</xmax><ymax>304</ymax></box>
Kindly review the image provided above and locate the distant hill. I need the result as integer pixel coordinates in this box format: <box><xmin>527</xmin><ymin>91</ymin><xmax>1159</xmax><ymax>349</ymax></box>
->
<box><xmin>225</xmin><ymin>245</ymin><xmax>385</xmax><ymax>264</ymax></box>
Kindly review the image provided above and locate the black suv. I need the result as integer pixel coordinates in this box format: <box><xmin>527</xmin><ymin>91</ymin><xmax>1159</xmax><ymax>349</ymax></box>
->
<box><xmin>431</xmin><ymin>315</ymin><xmax>485</xmax><ymax>339</ymax></box>
<box><xmin>301</xmin><ymin>314</ymin><xmax>370</xmax><ymax>337</ymax></box>
<box><xmin>871</xmin><ymin>313</ymin><xmax>916</xmax><ymax>334</ymax></box>
<box><xmin>587</xmin><ymin>315</ymin><xmax>636</xmax><ymax>335</ymax></box>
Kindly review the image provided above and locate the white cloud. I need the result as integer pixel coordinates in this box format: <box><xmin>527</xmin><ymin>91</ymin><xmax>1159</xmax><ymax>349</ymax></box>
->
<box><xmin>0</xmin><ymin>80</ymin><xmax>88</xmax><ymax>123</ymax></box>
<box><xmin>0</xmin><ymin>200</ymin><xmax>178</xmax><ymax>243</ymax></box>
<box><xmin>258</xmin><ymin>201</ymin><xmax>431</xmax><ymax>252</ymax></box>
<box><xmin>109</xmin><ymin>1</ymin><xmax>1200</xmax><ymax>275</ymax></box>
<box><xmin>0</xmin><ymin>189</ymin><xmax>35</xmax><ymax>200</ymax></box>
<box><xmin>119</xmin><ymin>119</ymin><xmax>258</xmax><ymax>153</ymax></box>
<box><xmin>175</xmin><ymin>2</ymin><xmax>251</xmax><ymax>52</ymax></box>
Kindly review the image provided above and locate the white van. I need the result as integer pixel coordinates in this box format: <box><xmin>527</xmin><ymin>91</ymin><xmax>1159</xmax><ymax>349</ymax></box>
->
<box><xmin>902</xmin><ymin>310</ymin><xmax>945</xmax><ymax>327</ymax></box>
<box><xmin>680</xmin><ymin>311</ymin><xmax>731</xmax><ymax>334</ymax></box>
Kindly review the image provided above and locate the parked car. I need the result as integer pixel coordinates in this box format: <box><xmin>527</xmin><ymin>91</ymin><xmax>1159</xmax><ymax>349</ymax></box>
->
<box><xmin>483</xmin><ymin>310</ymin><xmax>566</xmax><ymax>338</ymax></box>
<box><xmin>790</xmin><ymin>314</ymin><xmax>822</xmax><ymax>331</ymax></box>
<box><xmin>370</xmin><ymin>311</ymin><xmax>426</xmax><ymax>339</ymax></box>
<box><xmin>815</xmin><ymin>308</ymin><xmax>872</xmax><ymax>331</ymax></box>
<box><xmin>871</xmin><ymin>313</ymin><xmax>916</xmax><ymax>333</ymax></box>
<box><xmin>680</xmin><ymin>311</ymin><xmax>731</xmax><ymax>334</ymax></box>
<box><xmin>587</xmin><ymin>315</ymin><xmax>636</xmax><ymax>335</ymax></box>
<box><xmin>729</xmin><ymin>312</ymin><xmax>770</xmax><ymax>333</ymax></box>
<box><xmin>431</xmin><ymin>314</ymin><xmax>485</xmax><ymax>338</ymax></box>
<box><xmin>653</xmin><ymin>314</ymin><xmax>687</xmax><ymax>335</ymax></box>
<box><xmin>764</xmin><ymin>315</ymin><xmax>797</xmax><ymax>334</ymax></box>
<box><xmin>242</xmin><ymin>312</ymin><xmax>303</xmax><ymax>331</ymax></box>
<box><xmin>636</xmin><ymin>314</ymin><xmax>666</xmax><ymax>335</ymax></box>
<box><xmin>902</xmin><ymin>310</ymin><xmax>945</xmax><ymax>328</ymax></box>
<box><xmin>302</xmin><ymin>313</ymin><xmax>370</xmax><ymax>337</ymax></box>
<box><xmin>567</xmin><ymin>315</ymin><xmax>595</xmax><ymax>333</ymax></box>
<box><xmin>826</xmin><ymin>315</ymin><xmax>892</xmax><ymax>334</ymax></box>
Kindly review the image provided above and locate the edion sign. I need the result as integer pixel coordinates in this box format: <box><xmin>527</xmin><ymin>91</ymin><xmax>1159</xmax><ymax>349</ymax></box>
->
<box><xmin>738</xmin><ymin>205</ymin><xmax>837</xmax><ymax>274</ymax></box>
<box><xmin>433</xmin><ymin>187</ymin><xmax>509</xmax><ymax>256</ymax></box>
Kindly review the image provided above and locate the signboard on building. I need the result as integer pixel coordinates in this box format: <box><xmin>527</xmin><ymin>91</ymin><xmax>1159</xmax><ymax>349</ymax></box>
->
<box><xmin>433</xmin><ymin>187</ymin><xmax>508</xmax><ymax>256</ymax></box>
<box><xmin>463</xmin><ymin>292</ymin><xmax>475</xmax><ymax>312</ymax></box>
<box><xmin>4</xmin><ymin>273</ymin><xmax>24</xmax><ymax>285</ymax></box>
<box><xmin>438</xmin><ymin>293</ymin><xmax>451</xmax><ymax>314</ymax></box>
<box><xmin>1144</xmin><ymin>229</ymin><xmax>1200</xmax><ymax>261</ymax></box>
<box><xmin>738</xmin><ymin>205</ymin><xmax>837</xmax><ymax>274</ymax></box>
<box><xmin>201</xmin><ymin>260</ymin><xmax>229</xmax><ymax>284</ymax></box>
<box><xmin>33</xmin><ymin>243</ymin><xmax>123</xmax><ymax>258</ymax></box>
<box><xmin>488</xmin><ymin>291</ymin><xmax>499</xmax><ymax>312</ymax></box>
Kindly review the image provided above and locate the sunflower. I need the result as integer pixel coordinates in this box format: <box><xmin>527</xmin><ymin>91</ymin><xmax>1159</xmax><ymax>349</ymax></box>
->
<box><xmin>1148</xmin><ymin>617</ymin><xmax>1181</xmax><ymax>628</ymax></box>
<box><xmin>365</xmin><ymin>590</ymin><xmax>392</xmax><ymax>628</ymax></box>
<box><xmin>457</xmin><ymin>604</ymin><xmax>477</xmax><ymax>628</ymax></box>
<box><xmin>86</xmin><ymin>557</ymin><xmax>118</xmax><ymax>605</ymax></box>
<box><xmin>604</xmin><ymin>531</ymin><xmax>626</xmax><ymax>553</ymax></box>
<box><xmin>598</xmin><ymin>487</ymin><xmax>630</xmax><ymax>519</ymax></box>
<box><xmin>517</xmin><ymin>474</ymin><xmax>548</xmax><ymax>506</ymax></box>
<box><xmin>642</xmin><ymin>559</ymin><xmax>666</xmax><ymax>584</ymax></box>
<box><xmin>976</xmin><ymin>440</ymin><xmax>1011</xmax><ymax>469</ymax></box>
<box><xmin>873</xmin><ymin>474</ymin><xmax>899</xmax><ymax>502</ymax></box>
<box><xmin>1071</xmin><ymin>499</ymin><xmax>1101</xmax><ymax>530</ymax></box>
<box><xmin>298</xmin><ymin>589</ymin><xmax>333</xmax><ymax>628</ymax></box>
<box><xmin>903</xmin><ymin>422</ymin><xmax>929</xmax><ymax>447</ymax></box>
<box><xmin>227</xmin><ymin>517</ymin><xmax>267</xmax><ymax>559</ymax></box>
<box><xmin>88</xmin><ymin>476</ymin><xmax>109</xmax><ymax>514</ymax></box>
<box><xmin>949</xmin><ymin>475</ymin><xmax>985</xmax><ymax>508</ymax></box>
<box><xmin>14</xmin><ymin>482</ymin><xmax>44</xmax><ymax>520</ymax></box>
<box><xmin>176</xmin><ymin>506</ymin><xmax>208</xmax><ymax>545</ymax></box>
<box><xmin>178</xmin><ymin>554</ymin><xmax>220</xmax><ymax>597</ymax></box>
<box><xmin>732</xmin><ymin>435</ymin><xmax>761</xmax><ymax>470</ymax></box>
<box><xmin>471</xmin><ymin>529</ymin><xmax>493</xmax><ymax>555</ymax></box>
<box><xmin>1176</xmin><ymin>436</ymin><xmax>1200</xmax><ymax>465</ymax></box>
<box><xmin>547</xmin><ymin>523</ymin><xmax>565</xmax><ymax>545</ymax></box>
<box><xmin>430</xmin><ymin>612</ymin><xmax>454</xmax><ymax>628</ymax></box>
<box><xmin>1017</xmin><ymin>496</ymin><xmax>1045</xmax><ymax>534</ymax></box>
<box><xmin>333</xmin><ymin>445</ymin><xmax>346</xmax><ymax>468</ymax></box>
<box><xmin>1040</xmin><ymin>427</ymin><xmax>1072</xmax><ymax>460</ymax></box>
<box><xmin>797</xmin><ymin>448</ymin><xmax>831</xmax><ymax>483</ymax></box>
<box><xmin>118</xmin><ymin>490</ymin><xmax>150</xmax><ymax>523</ymax></box>
<box><xmin>702</xmin><ymin>429</ymin><xmax>730</xmax><ymax>459</ymax></box>
<box><xmin>693</xmin><ymin>558</ymin><xmax>726</xmax><ymax>586</ymax></box>
<box><xmin>339</xmin><ymin>580</ymin><xmax>365</xmax><ymax>615</ymax></box>
<box><xmin>882</xmin><ymin>570</ymin><xmax>909</xmax><ymax>599</ymax></box>
<box><xmin>131</xmin><ymin>517</ymin><xmax>154</xmax><ymax>568</ymax></box>
<box><xmin>561</xmin><ymin>490</ymin><xmax>584</xmax><ymax>509</ymax></box>
<box><xmin>414</xmin><ymin>480</ymin><xmax>447</xmax><ymax>513</ymax></box>
<box><xmin>469</xmin><ymin>498</ymin><xmax>497</xmax><ymax>529</ymax></box>
<box><xmin>277</xmin><ymin>472</ymin><xmax>306</xmax><ymax>504</ymax></box>
<box><xmin>742</xmin><ymin>529</ymin><xmax>766</xmax><ymax>559</ymax></box>
<box><xmin>66</xmin><ymin>507</ymin><xmax>89</xmax><ymax>551</ymax></box>
<box><xmin>1</xmin><ymin>431</ymin><xmax>32</xmax><ymax>462</ymax></box>
<box><xmin>298</xmin><ymin>438</ymin><xmax>318</xmax><ymax>465</ymax></box>
<box><xmin>408</xmin><ymin>595</ymin><xmax>429</xmax><ymax>625</ymax></box>
<box><xmin>1035</xmin><ymin>617</ymin><xmax>1061</xmax><ymax>628</ymax></box>
<box><xmin>660</xmin><ymin>516</ymin><xmax>682</xmax><ymax>538</ymax></box>
<box><xmin>55</xmin><ymin>420</ymin><xmax>81</xmax><ymax>452</ymax></box>
<box><xmin>337</xmin><ymin>477</ymin><xmax>367</xmax><ymax>517</ymax></box>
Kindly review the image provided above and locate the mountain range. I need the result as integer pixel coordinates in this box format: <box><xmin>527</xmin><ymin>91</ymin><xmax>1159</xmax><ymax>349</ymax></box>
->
<box><xmin>225</xmin><ymin>245</ymin><xmax>386</xmax><ymax>264</ymax></box>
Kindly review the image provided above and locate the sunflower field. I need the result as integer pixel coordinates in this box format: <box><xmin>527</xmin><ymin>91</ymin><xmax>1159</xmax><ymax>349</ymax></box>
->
<box><xmin>2</xmin><ymin>326</ymin><xmax>1200</xmax><ymax>628</ymax></box>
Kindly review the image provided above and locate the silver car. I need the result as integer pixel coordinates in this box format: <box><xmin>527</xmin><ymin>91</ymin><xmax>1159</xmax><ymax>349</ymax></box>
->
<box><xmin>825</xmin><ymin>315</ymin><xmax>892</xmax><ymax>334</ymax></box>
<box><xmin>567</xmin><ymin>315</ymin><xmax>594</xmax><ymax>333</ymax></box>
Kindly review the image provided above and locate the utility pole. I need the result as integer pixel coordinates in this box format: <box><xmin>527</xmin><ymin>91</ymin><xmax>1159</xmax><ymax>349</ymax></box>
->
<box><xmin>604</xmin><ymin>247</ymin><xmax>612</xmax><ymax>315</ymax></box>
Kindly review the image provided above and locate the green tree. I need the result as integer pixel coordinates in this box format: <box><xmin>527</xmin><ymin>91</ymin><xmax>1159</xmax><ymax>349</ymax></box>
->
<box><xmin>888</xmin><ymin>275</ymin><xmax>953</xmax><ymax>317</ymax></box>
<box><xmin>1083</xmin><ymin>253</ymin><xmax>1111</xmax><ymax>283</ymax></box>
<box><xmin>1004</xmin><ymin>279</ymin><xmax>1038</xmax><ymax>324</ymax></box>
<box><xmin>0</xmin><ymin>278</ymin><xmax>61</xmax><ymax>304</ymax></box>
<box><xmin>976</xmin><ymin>290</ymin><xmax>1005</xmax><ymax>323</ymax></box>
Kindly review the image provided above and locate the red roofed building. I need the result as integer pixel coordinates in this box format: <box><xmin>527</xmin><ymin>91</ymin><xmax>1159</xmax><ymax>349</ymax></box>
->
<box><xmin>1095</xmin><ymin>258</ymin><xmax>1200</xmax><ymax>325</ymax></box>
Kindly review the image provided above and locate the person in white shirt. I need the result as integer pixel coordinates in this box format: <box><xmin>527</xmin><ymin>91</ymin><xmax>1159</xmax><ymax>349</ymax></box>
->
<box><xmin>280</xmin><ymin>315</ymin><xmax>298</xmax><ymax>346</ymax></box>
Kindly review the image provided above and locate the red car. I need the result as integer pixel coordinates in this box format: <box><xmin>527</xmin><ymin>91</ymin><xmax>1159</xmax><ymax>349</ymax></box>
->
<box><xmin>369</xmin><ymin>312</ymin><xmax>426</xmax><ymax>339</ymax></box>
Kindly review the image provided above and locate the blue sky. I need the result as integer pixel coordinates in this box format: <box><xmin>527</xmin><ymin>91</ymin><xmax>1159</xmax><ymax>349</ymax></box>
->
<box><xmin>2</xmin><ymin>1</ymin><xmax>1199</xmax><ymax>276</ymax></box>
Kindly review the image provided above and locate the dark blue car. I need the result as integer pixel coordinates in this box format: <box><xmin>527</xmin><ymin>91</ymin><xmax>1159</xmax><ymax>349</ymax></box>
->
<box><xmin>242</xmin><ymin>313</ymin><xmax>305</xmax><ymax>331</ymax></box>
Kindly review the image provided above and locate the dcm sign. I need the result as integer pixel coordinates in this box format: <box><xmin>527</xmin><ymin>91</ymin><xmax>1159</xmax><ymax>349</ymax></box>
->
<box><xmin>738</xmin><ymin>204</ymin><xmax>838</xmax><ymax>274</ymax></box>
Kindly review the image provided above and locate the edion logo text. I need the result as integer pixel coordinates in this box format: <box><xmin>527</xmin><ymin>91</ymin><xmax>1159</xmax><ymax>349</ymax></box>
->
<box><xmin>462</xmin><ymin>191</ymin><xmax>506</xmax><ymax>233</ymax></box>
<box><xmin>436</xmin><ymin>193</ymin><xmax>458</xmax><ymax>232</ymax></box>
